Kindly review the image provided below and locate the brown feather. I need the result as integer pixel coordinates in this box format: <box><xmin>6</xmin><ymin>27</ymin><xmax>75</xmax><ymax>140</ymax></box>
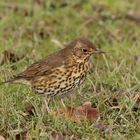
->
<box><xmin>14</xmin><ymin>42</ymin><xmax>74</xmax><ymax>81</ymax></box>
<box><xmin>0</xmin><ymin>38</ymin><xmax>99</xmax><ymax>86</ymax></box>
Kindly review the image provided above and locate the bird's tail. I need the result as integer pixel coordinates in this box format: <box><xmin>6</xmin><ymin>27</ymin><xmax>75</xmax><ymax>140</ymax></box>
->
<box><xmin>0</xmin><ymin>79</ymin><xmax>16</xmax><ymax>85</ymax></box>
<box><xmin>0</xmin><ymin>77</ymin><xmax>31</xmax><ymax>86</ymax></box>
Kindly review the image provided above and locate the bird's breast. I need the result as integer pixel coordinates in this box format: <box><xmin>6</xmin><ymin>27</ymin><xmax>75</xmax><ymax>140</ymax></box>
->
<box><xmin>32</xmin><ymin>62</ymin><xmax>90</xmax><ymax>96</ymax></box>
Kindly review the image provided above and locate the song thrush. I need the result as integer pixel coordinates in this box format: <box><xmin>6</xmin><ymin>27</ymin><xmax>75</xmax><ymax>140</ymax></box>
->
<box><xmin>1</xmin><ymin>38</ymin><xmax>104</xmax><ymax>111</ymax></box>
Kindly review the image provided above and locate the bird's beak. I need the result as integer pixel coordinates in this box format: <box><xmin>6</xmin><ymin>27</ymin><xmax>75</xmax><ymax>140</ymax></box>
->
<box><xmin>92</xmin><ymin>48</ymin><xmax>105</xmax><ymax>54</ymax></box>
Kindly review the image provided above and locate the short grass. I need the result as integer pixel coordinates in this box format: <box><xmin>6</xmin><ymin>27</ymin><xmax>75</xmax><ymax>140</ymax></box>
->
<box><xmin>0</xmin><ymin>0</ymin><xmax>140</xmax><ymax>139</ymax></box>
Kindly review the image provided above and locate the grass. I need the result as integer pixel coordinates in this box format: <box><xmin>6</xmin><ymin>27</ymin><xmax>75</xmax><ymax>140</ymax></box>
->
<box><xmin>0</xmin><ymin>0</ymin><xmax>140</xmax><ymax>139</ymax></box>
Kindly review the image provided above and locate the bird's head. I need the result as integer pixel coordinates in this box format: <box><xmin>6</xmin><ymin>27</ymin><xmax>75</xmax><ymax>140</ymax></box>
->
<box><xmin>71</xmin><ymin>38</ymin><xmax>105</xmax><ymax>62</ymax></box>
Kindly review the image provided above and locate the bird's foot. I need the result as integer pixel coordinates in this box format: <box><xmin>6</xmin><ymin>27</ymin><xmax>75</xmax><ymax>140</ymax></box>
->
<box><xmin>60</xmin><ymin>99</ymin><xmax>66</xmax><ymax>109</ymax></box>
<box><xmin>42</xmin><ymin>98</ymin><xmax>51</xmax><ymax>114</ymax></box>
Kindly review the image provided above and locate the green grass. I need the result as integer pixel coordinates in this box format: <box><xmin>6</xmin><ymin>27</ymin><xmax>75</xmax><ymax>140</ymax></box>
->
<box><xmin>0</xmin><ymin>0</ymin><xmax>140</xmax><ymax>139</ymax></box>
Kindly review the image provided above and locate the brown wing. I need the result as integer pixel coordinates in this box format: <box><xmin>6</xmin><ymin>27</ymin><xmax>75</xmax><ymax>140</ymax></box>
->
<box><xmin>15</xmin><ymin>45</ymin><xmax>73</xmax><ymax>80</ymax></box>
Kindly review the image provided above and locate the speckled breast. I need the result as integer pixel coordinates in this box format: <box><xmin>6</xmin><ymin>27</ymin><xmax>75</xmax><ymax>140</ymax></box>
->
<box><xmin>33</xmin><ymin>62</ymin><xmax>90</xmax><ymax>97</ymax></box>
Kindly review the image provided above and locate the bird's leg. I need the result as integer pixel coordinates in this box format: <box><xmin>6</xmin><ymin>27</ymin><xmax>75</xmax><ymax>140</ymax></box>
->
<box><xmin>60</xmin><ymin>90</ymin><xmax>76</xmax><ymax>109</ymax></box>
<box><xmin>43</xmin><ymin>97</ymin><xmax>51</xmax><ymax>113</ymax></box>
<box><xmin>60</xmin><ymin>98</ymin><xmax>66</xmax><ymax>109</ymax></box>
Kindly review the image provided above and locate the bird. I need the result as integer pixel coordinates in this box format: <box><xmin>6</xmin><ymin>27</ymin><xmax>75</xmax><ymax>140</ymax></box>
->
<box><xmin>0</xmin><ymin>38</ymin><xmax>104</xmax><ymax>112</ymax></box>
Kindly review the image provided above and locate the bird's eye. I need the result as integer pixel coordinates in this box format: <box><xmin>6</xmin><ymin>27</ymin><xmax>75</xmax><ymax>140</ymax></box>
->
<box><xmin>82</xmin><ymin>48</ymin><xmax>88</xmax><ymax>53</ymax></box>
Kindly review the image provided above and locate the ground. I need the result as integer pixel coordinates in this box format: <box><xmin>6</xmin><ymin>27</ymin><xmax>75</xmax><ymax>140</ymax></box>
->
<box><xmin>0</xmin><ymin>0</ymin><xmax>140</xmax><ymax>139</ymax></box>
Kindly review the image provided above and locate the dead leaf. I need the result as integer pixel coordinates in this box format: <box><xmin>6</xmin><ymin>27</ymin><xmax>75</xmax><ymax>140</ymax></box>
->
<box><xmin>59</xmin><ymin>1</ymin><xmax>68</xmax><ymax>8</ymax></box>
<box><xmin>24</xmin><ymin>102</ymin><xmax>35</xmax><ymax>116</ymax></box>
<box><xmin>132</xmin><ymin>94</ymin><xmax>140</xmax><ymax>112</ymax></box>
<box><xmin>86</xmin><ymin>108</ymin><xmax>99</xmax><ymax>121</ymax></box>
<box><xmin>82</xmin><ymin>101</ymin><xmax>92</xmax><ymax>110</ymax></box>
<box><xmin>51</xmin><ymin>39</ymin><xmax>64</xmax><ymax>49</ymax></box>
<box><xmin>0</xmin><ymin>3</ymin><xmax>31</xmax><ymax>16</ymax></box>
<box><xmin>72</xmin><ymin>3</ymin><xmax>83</xmax><ymax>11</ymax></box>
<box><xmin>36</xmin><ymin>0</ymin><xmax>45</xmax><ymax>5</ymax></box>
<box><xmin>136</xmin><ymin>94</ymin><xmax>140</xmax><ymax>105</ymax></box>
<box><xmin>49</xmin><ymin>3</ymin><xmax>56</xmax><ymax>9</ymax></box>
<box><xmin>108</xmin><ymin>29</ymin><xmax>124</xmax><ymax>41</ymax></box>
<box><xmin>92</xmin><ymin>4</ymin><xmax>105</xmax><ymax>13</ymax></box>
<box><xmin>126</xmin><ymin>11</ymin><xmax>140</xmax><ymax>22</ymax></box>
<box><xmin>95</xmin><ymin>123</ymin><xmax>114</xmax><ymax>137</ymax></box>
<box><xmin>107</xmin><ymin>98</ymin><xmax>119</xmax><ymax>107</ymax></box>
<box><xmin>32</xmin><ymin>20</ymin><xmax>54</xmax><ymax>39</ymax></box>
<box><xmin>32</xmin><ymin>0</ymin><xmax>47</xmax><ymax>14</ymax></box>
<box><xmin>15</xmin><ymin>131</ymin><xmax>28</xmax><ymax>140</ymax></box>
<box><xmin>66</xmin><ymin>106</ymin><xmax>74</xmax><ymax>116</ymax></box>
<box><xmin>75</xmin><ymin>101</ymin><xmax>99</xmax><ymax>121</ymax></box>
<box><xmin>51</xmin><ymin>131</ymin><xmax>64</xmax><ymax>140</ymax></box>
<box><xmin>99</xmin><ymin>11</ymin><xmax>121</xmax><ymax>21</ymax></box>
<box><xmin>7</xmin><ymin>129</ymin><xmax>28</xmax><ymax>140</ymax></box>
<box><xmin>0</xmin><ymin>135</ymin><xmax>5</xmax><ymax>140</ymax></box>
<box><xmin>137</xmin><ymin>97</ymin><xmax>140</xmax><ymax>104</ymax></box>
<box><xmin>55</xmin><ymin>101</ymin><xmax>99</xmax><ymax>122</ymax></box>
<box><xmin>134</xmin><ymin>55</ymin><xmax>140</xmax><ymax>66</ymax></box>
<box><xmin>75</xmin><ymin>106</ymin><xmax>85</xmax><ymax>119</ymax></box>
<box><xmin>0</xmin><ymin>2</ymin><xmax>17</xmax><ymax>10</ymax></box>
<box><xmin>0</xmin><ymin>50</ymin><xmax>23</xmax><ymax>66</ymax></box>
<box><xmin>81</xmin><ymin>16</ymin><xmax>95</xmax><ymax>27</ymax></box>
<box><xmin>95</xmin><ymin>123</ymin><xmax>108</xmax><ymax>134</ymax></box>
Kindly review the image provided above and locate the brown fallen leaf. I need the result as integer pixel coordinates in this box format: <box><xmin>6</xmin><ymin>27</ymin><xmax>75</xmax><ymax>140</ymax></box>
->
<box><xmin>24</xmin><ymin>102</ymin><xmax>35</xmax><ymax>116</ymax></box>
<box><xmin>66</xmin><ymin>106</ymin><xmax>74</xmax><ymax>116</ymax></box>
<box><xmin>36</xmin><ymin>0</ymin><xmax>45</xmax><ymax>5</ymax></box>
<box><xmin>0</xmin><ymin>50</ymin><xmax>22</xmax><ymax>66</ymax></box>
<box><xmin>51</xmin><ymin>39</ymin><xmax>64</xmax><ymax>49</ymax></box>
<box><xmin>95</xmin><ymin>123</ymin><xmax>114</xmax><ymax>137</ymax></box>
<box><xmin>72</xmin><ymin>3</ymin><xmax>83</xmax><ymax>11</ymax></box>
<box><xmin>82</xmin><ymin>101</ymin><xmax>92</xmax><ymax>110</ymax></box>
<box><xmin>126</xmin><ymin>11</ymin><xmax>140</xmax><ymax>22</ymax></box>
<box><xmin>0</xmin><ymin>3</ymin><xmax>31</xmax><ymax>16</ymax></box>
<box><xmin>55</xmin><ymin>101</ymin><xmax>99</xmax><ymax>122</ymax></box>
<box><xmin>106</xmin><ymin>97</ymin><xmax>119</xmax><ymax>107</ymax></box>
<box><xmin>32</xmin><ymin>20</ymin><xmax>54</xmax><ymax>39</ymax></box>
<box><xmin>0</xmin><ymin>135</ymin><xmax>5</xmax><ymax>140</ymax></box>
<box><xmin>86</xmin><ymin>108</ymin><xmax>99</xmax><ymax>121</ymax></box>
<box><xmin>59</xmin><ymin>1</ymin><xmax>69</xmax><ymax>8</ymax></box>
<box><xmin>75</xmin><ymin>101</ymin><xmax>99</xmax><ymax>121</ymax></box>
<box><xmin>136</xmin><ymin>94</ymin><xmax>140</xmax><ymax>105</ymax></box>
<box><xmin>134</xmin><ymin>55</ymin><xmax>140</xmax><ymax>66</ymax></box>
<box><xmin>15</xmin><ymin>130</ymin><xmax>28</xmax><ymax>140</ymax></box>
<box><xmin>0</xmin><ymin>2</ymin><xmax>21</xmax><ymax>13</ymax></box>
<box><xmin>99</xmin><ymin>11</ymin><xmax>121</xmax><ymax>21</ymax></box>
<box><xmin>32</xmin><ymin>0</ymin><xmax>46</xmax><ymax>13</ymax></box>
<box><xmin>92</xmin><ymin>3</ymin><xmax>105</xmax><ymax>13</ymax></box>
<box><xmin>7</xmin><ymin>129</ymin><xmax>28</xmax><ymax>140</ymax></box>
<box><xmin>49</xmin><ymin>3</ymin><xmax>56</xmax><ymax>9</ymax></box>
<box><xmin>108</xmin><ymin>29</ymin><xmax>124</xmax><ymax>41</ymax></box>
<box><xmin>51</xmin><ymin>131</ymin><xmax>64</xmax><ymax>140</ymax></box>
